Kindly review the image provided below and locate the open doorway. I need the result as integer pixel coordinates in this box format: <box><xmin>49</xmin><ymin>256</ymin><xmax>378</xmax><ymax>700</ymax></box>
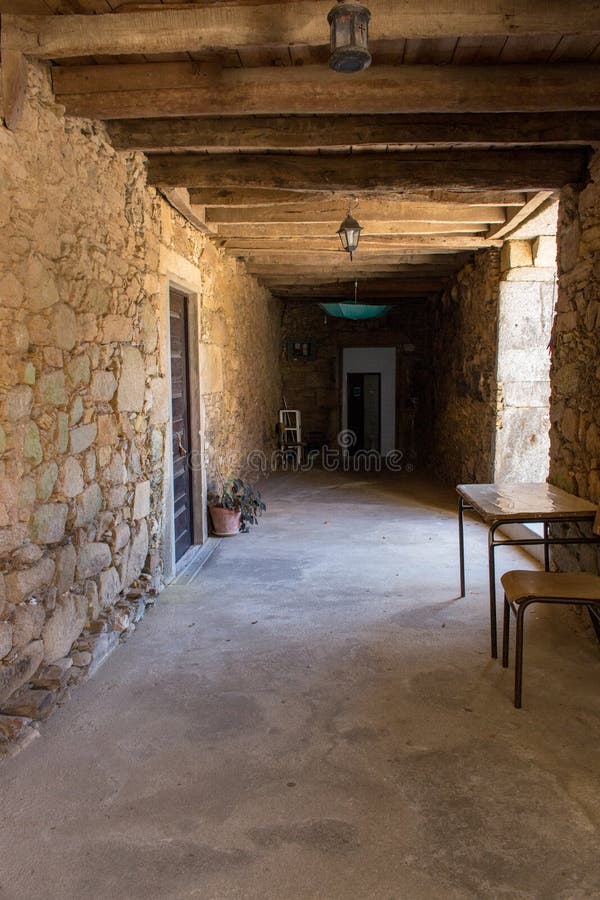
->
<box><xmin>347</xmin><ymin>372</ymin><xmax>382</xmax><ymax>454</ymax></box>
<box><xmin>342</xmin><ymin>348</ymin><xmax>396</xmax><ymax>455</ymax></box>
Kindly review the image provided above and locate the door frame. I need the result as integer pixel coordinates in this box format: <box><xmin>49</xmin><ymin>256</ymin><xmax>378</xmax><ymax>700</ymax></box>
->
<box><xmin>163</xmin><ymin>279</ymin><xmax>207</xmax><ymax>582</ymax></box>
<box><xmin>341</xmin><ymin>347</ymin><xmax>397</xmax><ymax>456</ymax></box>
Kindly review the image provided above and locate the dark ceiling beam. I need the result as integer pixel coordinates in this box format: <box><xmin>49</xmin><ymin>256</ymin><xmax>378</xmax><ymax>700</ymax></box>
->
<box><xmin>52</xmin><ymin>63</ymin><xmax>600</xmax><ymax>118</ymax></box>
<box><xmin>147</xmin><ymin>149</ymin><xmax>588</xmax><ymax>193</ymax></box>
<box><xmin>106</xmin><ymin>112</ymin><xmax>600</xmax><ymax>153</ymax></box>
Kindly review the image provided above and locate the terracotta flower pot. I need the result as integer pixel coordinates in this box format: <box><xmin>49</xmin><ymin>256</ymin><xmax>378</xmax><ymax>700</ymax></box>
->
<box><xmin>209</xmin><ymin>506</ymin><xmax>241</xmax><ymax>536</ymax></box>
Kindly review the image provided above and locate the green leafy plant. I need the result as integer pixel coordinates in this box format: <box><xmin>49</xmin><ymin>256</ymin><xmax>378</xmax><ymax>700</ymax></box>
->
<box><xmin>208</xmin><ymin>478</ymin><xmax>266</xmax><ymax>533</ymax></box>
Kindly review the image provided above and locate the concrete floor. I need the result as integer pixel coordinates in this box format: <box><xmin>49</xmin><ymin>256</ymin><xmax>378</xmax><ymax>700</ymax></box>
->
<box><xmin>1</xmin><ymin>471</ymin><xmax>599</xmax><ymax>900</ymax></box>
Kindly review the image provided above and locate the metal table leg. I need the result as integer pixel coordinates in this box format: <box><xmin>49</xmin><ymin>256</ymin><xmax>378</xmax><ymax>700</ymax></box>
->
<box><xmin>543</xmin><ymin>520</ymin><xmax>551</xmax><ymax>572</ymax></box>
<box><xmin>488</xmin><ymin>522</ymin><xmax>500</xmax><ymax>659</ymax></box>
<box><xmin>458</xmin><ymin>496</ymin><xmax>466</xmax><ymax>598</ymax></box>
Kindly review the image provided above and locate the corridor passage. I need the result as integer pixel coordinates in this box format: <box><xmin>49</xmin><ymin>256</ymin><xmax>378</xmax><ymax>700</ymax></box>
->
<box><xmin>1</xmin><ymin>472</ymin><xmax>599</xmax><ymax>900</ymax></box>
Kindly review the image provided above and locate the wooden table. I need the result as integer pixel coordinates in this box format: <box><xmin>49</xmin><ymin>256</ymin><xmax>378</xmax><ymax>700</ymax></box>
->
<box><xmin>457</xmin><ymin>483</ymin><xmax>599</xmax><ymax>658</ymax></box>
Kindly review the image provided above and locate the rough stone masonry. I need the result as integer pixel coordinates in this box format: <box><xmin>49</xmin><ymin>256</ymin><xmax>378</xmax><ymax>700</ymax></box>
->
<box><xmin>0</xmin><ymin>63</ymin><xmax>281</xmax><ymax>749</ymax></box>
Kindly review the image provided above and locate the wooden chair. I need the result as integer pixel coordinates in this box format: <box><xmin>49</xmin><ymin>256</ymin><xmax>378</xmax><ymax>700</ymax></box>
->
<box><xmin>501</xmin><ymin>570</ymin><xmax>600</xmax><ymax>708</ymax></box>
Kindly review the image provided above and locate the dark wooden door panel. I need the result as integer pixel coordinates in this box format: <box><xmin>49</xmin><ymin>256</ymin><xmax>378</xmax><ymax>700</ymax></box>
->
<box><xmin>170</xmin><ymin>290</ymin><xmax>194</xmax><ymax>562</ymax></box>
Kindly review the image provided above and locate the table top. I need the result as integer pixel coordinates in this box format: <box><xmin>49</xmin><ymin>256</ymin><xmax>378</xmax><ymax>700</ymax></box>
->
<box><xmin>457</xmin><ymin>482</ymin><xmax>598</xmax><ymax>524</ymax></box>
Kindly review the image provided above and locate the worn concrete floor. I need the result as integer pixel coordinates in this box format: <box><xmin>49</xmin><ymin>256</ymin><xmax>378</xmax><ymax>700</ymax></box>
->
<box><xmin>1</xmin><ymin>471</ymin><xmax>599</xmax><ymax>900</ymax></box>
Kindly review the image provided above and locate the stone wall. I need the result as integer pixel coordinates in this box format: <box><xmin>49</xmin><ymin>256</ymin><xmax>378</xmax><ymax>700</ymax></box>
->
<box><xmin>549</xmin><ymin>150</ymin><xmax>600</xmax><ymax>575</ymax></box>
<box><xmin>0</xmin><ymin>63</ymin><xmax>281</xmax><ymax>718</ymax></box>
<box><xmin>430</xmin><ymin>249</ymin><xmax>501</xmax><ymax>484</ymax></box>
<box><xmin>281</xmin><ymin>300</ymin><xmax>432</xmax><ymax>460</ymax></box>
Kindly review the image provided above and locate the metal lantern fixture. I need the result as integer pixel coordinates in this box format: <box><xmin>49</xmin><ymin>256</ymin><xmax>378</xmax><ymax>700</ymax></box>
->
<box><xmin>337</xmin><ymin>207</ymin><xmax>363</xmax><ymax>260</ymax></box>
<box><xmin>328</xmin><ymin>0</ymin><xmax>372</xmax><ymax>73</ymax></box>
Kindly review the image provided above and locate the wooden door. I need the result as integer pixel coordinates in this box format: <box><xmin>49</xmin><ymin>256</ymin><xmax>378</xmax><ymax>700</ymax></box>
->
<box><xmin>169</xmin><ymin>290</ymin><xmax>194</xmax><ymax>561</ymax></box>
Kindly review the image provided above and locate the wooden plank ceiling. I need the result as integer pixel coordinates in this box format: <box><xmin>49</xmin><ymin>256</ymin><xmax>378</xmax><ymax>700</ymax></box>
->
<box><xmin>2</xmin><ymin>1</ymin><xmax>600</xmax><ymax>302</ymax></box>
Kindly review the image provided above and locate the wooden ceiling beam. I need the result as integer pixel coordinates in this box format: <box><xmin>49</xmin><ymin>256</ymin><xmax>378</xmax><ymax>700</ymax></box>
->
<box><xmin>216</xmin><ymin>223</ymin><xmax>491</xmax><ymax>239</ymax></box>
<box><xmin>267</xmin><ymin>280</ymin><xmax>449</xmax><ymax>295</ymax></box>
<box><xmin>189</xmin><ymin>189</ymin><xmax>528</xmax><ymax>209</ymax></box>
<box><xmin>6</xmin><ymin>3</ymin><xmax>600</xmax><ymax>59</ymax></box>
<box><xmin>205</xmin><ymin>201</ymin><xmax>511</xmax><ymax>225</ymax></box>
<box><xmin>147</xmin><ymin>150</ymin><xmax>588</xmax><ymax>192</ymax></box>
<box><xmin>276</xmin><ymin>293</ymin><xmax>440</xmax><ymax>302</ymax></box>
<box><xmin>53</xmin><ymin>63</ymin><xmax>600</xmax><ymax>118</ymax></box>
<box><xmin>107</xmin><ymin>112</ymin><xmax>600</xmax><ymax>153</ymax></box>
<box><xmin>226</xmin><ymin>236</ymin><xmax>501</xmax><ymax>252</ymax></box>
<box><xmin>487</xmin><ymin>191</ymin><xmax>555</xmax><ymax>238</ymax></box>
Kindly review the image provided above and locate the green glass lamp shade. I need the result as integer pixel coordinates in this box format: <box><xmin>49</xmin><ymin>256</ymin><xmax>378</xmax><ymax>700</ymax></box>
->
<box><xmin>319</xmin><ymin>303</ymin><xmax>392</xmax><ymax>320</ymax></box>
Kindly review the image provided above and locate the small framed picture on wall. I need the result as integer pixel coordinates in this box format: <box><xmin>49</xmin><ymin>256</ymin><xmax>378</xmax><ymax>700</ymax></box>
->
<box><xmin>287</xmin><ymin>338</ymin><xmax>317</xmax><ymax>361</ymax></box>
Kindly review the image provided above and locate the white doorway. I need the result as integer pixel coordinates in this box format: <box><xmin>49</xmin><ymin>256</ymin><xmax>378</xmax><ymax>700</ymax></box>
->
<box><xmin>342</xmin><ymin>348</ymin><xmax>396</xmax><ymax>455</ymax></box>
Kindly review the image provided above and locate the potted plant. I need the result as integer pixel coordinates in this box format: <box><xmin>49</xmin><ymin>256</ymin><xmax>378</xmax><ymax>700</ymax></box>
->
<box><xmin>208</xmin><ymin>477</ymin><xmax>266</xmax><ymax>536</ymax></box>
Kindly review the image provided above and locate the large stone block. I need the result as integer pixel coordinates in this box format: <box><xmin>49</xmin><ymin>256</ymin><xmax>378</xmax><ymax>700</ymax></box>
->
<box><xmin>42</xmin><ymin>594</ymin><xmax>87</xmax><ymax>663</ymax></box>
<box><xmin>501</xmin><ymin>240</ymin><xmax>533</xmax><ymax>272</ymax></box>
<box><xmin>149</xmin><ymin>377</ymin><xmax>169</xmax><ymax>425</ymax></box>
<box><xmin>90</xmin><ymin>371</ymin><xmax>117</xmax><ymax>402</ymax></box>
<box><xmin>67</xmin><ymin>355</ymin><xmax>91</xmax><ymax>387</ymax></box>
<box><xmin>0</xmin><ymin>525</ymin><xmax>28</xmax><ymax>558</ymax></box>
<box><xmin>124</xmin><ymin>520</ymin><xmax>149</xmax><ymax>590</ymax></box>
<box><xmin>0</xmin><ymin>640</ymin><xmax>44</xmax><ymax>704</ymax></box>
<box><xmin>97</xmin><ymin>414</ymin><xmax>119</xmax><ymax>446</ymax></box>
<box><xmin>113</xmin><ymin>523</ymin><xmax>130</xmax><ymax>552</ymax></box>
<box><xmin>55</xmin><ymin>412</ymin><xmax>69</xmax><ymax>454</ymax></box>
<box><xmin>5</xmin><ymin>557</ymin><xmax>55</xmax><ymax>603</ymax></box>
<box><xmin>0</xmin><ymin>622</ymin><xmax>13</xmax><ymax>659</ymax></box>
<box><xmin>37</xmin><ymin>371</ymin><xmax>67</xmax><ymax>407</ymax></box>
<box><xmin>4</xmin><ymin>385</ymin><xmax>33</xmax><ymax>422</ymax></box>
<box><xmin>502</xmin><ymin>381</ymin><xmax>550</xmax><ymax>409</ymax></box>
<box><xmin>497</xmin><ymin>348</ymin><xmax>551</xmax><ymax>384</ymax></box>
<box><xmin>70</xmin><ymin>397</ymin><xmax>83</xmax><ymax>426</ymax></box>
<box><xmin>133</xmin><ymin>481</ymin><xmax>151</xmax><ymax>520</ymax></box>
<box><xmin>103</xmin><ymin>452</ymin><xmax>127</xmax><ymax>486</ymax></box>
<box><xmin>503</xmin><ymin>266</ymin><xmax>556</xmax><ymax>283</ymax></box>
<box><xmin>103</xmin><ymin>315</ymin><xmax>132</xmax><ymax>343</ymax></box>
<box><xmin>55</xmin><ymin>543</ymin><xmax>77</xmax><ymax>596</ymax></box>
<box><xmin>36</xmin><ymin>462</ymin><xmax>58</xmax><ymax>502</ymax></box>
<box><xmin>11</xmin><ymin>603</ymin><xmax>42</xmax><ymax>650</ymax></box>
<box><xmin>25</xmin><ymin>258</ymin><xmax>59</xmax><ymax>311</ymax></box>
<box><xmin>117</xmin><ymin>347</ymin><xmax>145</xmax><ymax>412</ymax></box>
<box><xmin>99</xmin><ymin>566</ymin><xmax>121</xmax><ymax>608</ymax></box>
<box><xmin>75</xmin><ymin>483</ymin><xmax>103</xmax><ymax>526</ymax></box>
<box><xmin>533</xmin><ymin>235</ymin><xmax>557</xmax><ymax>268</ymax></box>
<box><xmin>22</xmin><ymin>423</ymin><xmax>43</xmax><ymax>466</ymax></box>
<box><xmin>0</xmin><ymin>272</ymin><xmax>24</xmax><ymax>309</ymax></box>
<box><xmin>141</xmin><ymin>303</ymin><xmax>158</xmax><ymax>353</ymax></box>
<box><xmin>0</xmin><ymin>687</ymin><xmax>56</xmax><ymax>720</ymax></box>
<box><xmin>70</xmin><ymin>422</ymin><xmax>97</xmax><ymax>454</ymax></box>
<box><xmin>52</xmin><ymin>304</ymin><xmax>77</xmax><ymax>351</ymax></box>
<box><xmin>77</xmin><ymin>543</ymin><xmax>112</xmax><ymax>580</ymax></box>
<box><xmin>495</xmin><ymin>408</ymin><xmax>550</xmax><ymax>483</ymax></box>
<box><xmin>30</xmin><ymin>503</ymin><xmax>68</xmax><ymax>544</ymax></box>
<box><xmin>58</xmin><ymin>457</ymin><xmax>84</xmax><ymax>498</ymax></box>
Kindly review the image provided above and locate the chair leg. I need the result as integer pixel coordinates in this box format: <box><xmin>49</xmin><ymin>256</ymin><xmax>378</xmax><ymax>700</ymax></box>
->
<box><xmin>502</xmin><ymin>594</ymin><xmax>511</xmax><ymax>668</ymax></box>
<box><xmin>514</xmin><ymin>603</ymin><xmax>529</xmax><ymax>709</ymax></box>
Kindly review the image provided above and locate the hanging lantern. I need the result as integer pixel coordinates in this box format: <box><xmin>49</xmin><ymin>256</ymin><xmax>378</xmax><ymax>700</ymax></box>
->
<box><xmin>327</xmin><ymin>1</ymin><xmax>372</xmax><ymax>74</ymax></box>
<box><xmin>337</xmin><ymin>210</ymin><xmax>363</xmax><ymax>260</ymax></box>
